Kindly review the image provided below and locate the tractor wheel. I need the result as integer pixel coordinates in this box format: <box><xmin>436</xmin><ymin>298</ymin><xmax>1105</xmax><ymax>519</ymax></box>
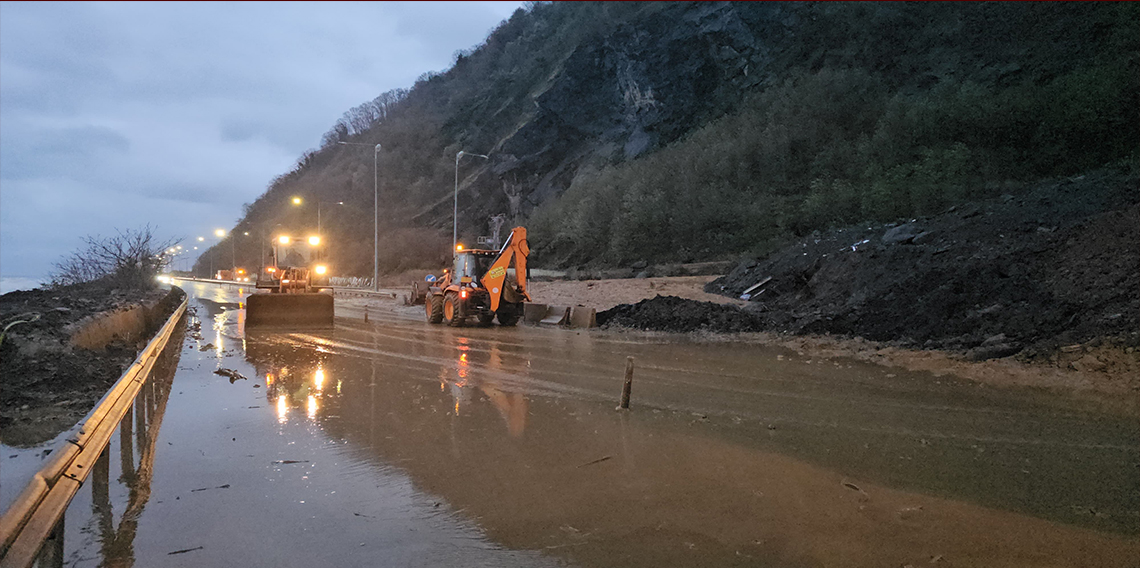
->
<box><xmin>476</xmin><ymin>312</ymin><xmax>495</xmax><ymax>326</ymax></box>
<box><xmin>496</xmin><ymin>302</ymin><xmax>521</xmax><ymax>326</ymax></box>
<box><xmin>426</xmin><ymin>294</ymin><xmax>443</xmax><ymax>324</ymax></box>
<box><xmin>443</xmin><ymin>291</ymin><xmax>465</xmax><ymax>327</ymax></box>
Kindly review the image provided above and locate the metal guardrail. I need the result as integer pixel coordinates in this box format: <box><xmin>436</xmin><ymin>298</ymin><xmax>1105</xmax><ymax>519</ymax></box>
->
<box><xmin>0</xmin><ymin>296</ymin><xmax>188</xmax><ymax>567</ymax></box>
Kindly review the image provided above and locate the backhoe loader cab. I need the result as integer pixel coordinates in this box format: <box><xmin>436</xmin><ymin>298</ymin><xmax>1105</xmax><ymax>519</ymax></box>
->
<box><xmin>246</xmin><ymin>234</ymin><xmax>334</xmax><ymax>329</ymax></box>
<box><xmin>426</xmin><ymin>226</ymin><xmax>530</xmax><ymax>327</ymax></box>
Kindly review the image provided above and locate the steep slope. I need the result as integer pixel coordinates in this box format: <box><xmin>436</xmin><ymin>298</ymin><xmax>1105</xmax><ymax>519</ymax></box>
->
<box><xmin>195</xmin><ymin>1</ymin><xmax>1137</xmax><ymax>277</ymax></box>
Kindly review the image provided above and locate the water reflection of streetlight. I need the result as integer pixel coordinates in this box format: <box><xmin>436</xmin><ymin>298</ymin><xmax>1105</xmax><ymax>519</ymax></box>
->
<box><xmin>277</xmin><ymin>395</ymin><xmax>288</xmax><ymax>423</ymax></box>
<box><xmin>314</xmin><ymin>368</ymin><xmax>325</xmax><ymax>392</ymax></box>
<box><xmin>307</xmin><ymin>395</ymin><xmax>318</xmax><ymax>420</ymax></box>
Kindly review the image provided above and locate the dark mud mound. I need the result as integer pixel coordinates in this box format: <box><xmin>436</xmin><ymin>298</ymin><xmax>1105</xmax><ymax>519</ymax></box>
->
<box><xmin>1</xmin><ymin>280</ymin><xmax>180</xmax><ymax>445</ymax></box>
<box><xmin>698</xmin><ymin>167</ymin><xmax>1139</xmax><ymax>357</ymax></box>
<box><xmin>597</xmin><ymin>295</ymin><xmax>763</xmax><ymax>333</ymax></box>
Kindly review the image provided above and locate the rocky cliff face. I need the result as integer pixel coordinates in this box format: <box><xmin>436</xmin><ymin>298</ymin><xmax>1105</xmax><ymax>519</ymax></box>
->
<box><xmin>200</xmin><ymin>1</ymin><xmax>1136</xmax><ymax>277</ymax></box>
<box><xmin>439</xmin><ymin>2</ymin><xmax>784</xmax><ymax>227</ymax></box>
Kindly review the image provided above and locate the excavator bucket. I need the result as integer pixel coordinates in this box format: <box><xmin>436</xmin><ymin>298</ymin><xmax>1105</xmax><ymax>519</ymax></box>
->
<box><xmin>245</xmin><ymin>293</ymin><xmax>334</xmax><ymax>329</ymax></box>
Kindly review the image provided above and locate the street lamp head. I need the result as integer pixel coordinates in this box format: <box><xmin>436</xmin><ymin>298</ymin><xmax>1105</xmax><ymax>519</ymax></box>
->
<box><xmin>198</xmin><ymin>236</ymin><xmax>205</xmax><ymax>242</ymax></box>
<box><xmin>292</xmin><ymin>197</ymin><xmax>302</xmax><ymax>205</ymax></box>
<box><xmin>215</xmin><ymin>229</ymin><xmax>226</xmax><ymax>237</ymax></box>
<box><xmin>243</xmin><ymin>232</ymin><xmax>249</xmax><ymax>236</ymax></box>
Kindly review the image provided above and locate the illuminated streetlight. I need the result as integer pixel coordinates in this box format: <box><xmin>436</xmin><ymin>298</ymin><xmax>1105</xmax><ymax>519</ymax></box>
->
<box><xmin>292</xmin><ymin>197</ymin><xmax>302</xmax><ymax>205</ymax></box>
<box><xmin>454</xmin><ymin>150</ymin><xmax>490</xmax><ymax>255</ymax></box>
<box><xmin>337</xmin><ymin>141</ymin><xmax>382</xmax><ymax>291</ymax></box>
<box><xmin>198</xmin><ymin>236</ymin><xmax>205</xmax><ymax>242</ymax></box>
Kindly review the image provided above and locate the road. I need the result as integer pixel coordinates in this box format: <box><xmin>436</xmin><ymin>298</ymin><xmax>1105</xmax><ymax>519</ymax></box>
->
<box><xmin>40</xmin><ymin>281</ymin><xmax>1140</xmax><ymax>566</ymax></box>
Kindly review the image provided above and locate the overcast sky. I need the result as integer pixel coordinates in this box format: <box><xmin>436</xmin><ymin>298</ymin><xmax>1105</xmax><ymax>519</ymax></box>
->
<box><xmin>0</xmin><ymin>1</ymin><xmax>522</xmax><ymax>285</ymax></box>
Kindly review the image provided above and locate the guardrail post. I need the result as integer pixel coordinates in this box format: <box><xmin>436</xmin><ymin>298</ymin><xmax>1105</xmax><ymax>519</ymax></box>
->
<box><xmin>146</xmin><ymin>380</ymin><xmax>156</xmax><ymax>428</ymax></box>
<box><xmin>135</xmin><ymin>393</ymin><xmax>147</xmax><ymax>458</ymax></box>
<box><xmin>93</xmin><ymin>446</ymin><xmax>113</xmax><ymax>543</ymax></box>
<box><xmin>119</xmin><ymin>407</ymin><xmax>135</xmax><ymax>481</ymax></box>
<box><xmin>92</xmin><ymin>447</ymin><xmax>109</xmax><ymax>509</ymax></box>
<box><xmin>35</xmin><ymin>516</ymin><xmax>64</xmax><ymax>568</ymax></box>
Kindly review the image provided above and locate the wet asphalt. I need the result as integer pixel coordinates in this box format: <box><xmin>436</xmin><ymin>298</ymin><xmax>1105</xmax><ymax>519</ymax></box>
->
<box><xmin>15</xmin><ymin>281</ymin><xmax>1137</xmax><ymax>567</ymax></box>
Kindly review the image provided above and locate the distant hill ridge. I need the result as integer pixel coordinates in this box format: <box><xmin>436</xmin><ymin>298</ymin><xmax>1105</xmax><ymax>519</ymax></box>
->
<box><xmin>196</xmin><ymin>1</ymin><xmax>1137</xmax><ymax>276</ymax></box>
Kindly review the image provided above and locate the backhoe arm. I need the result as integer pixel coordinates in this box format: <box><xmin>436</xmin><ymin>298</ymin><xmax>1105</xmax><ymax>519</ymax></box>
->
<box><xmin>482</xmin><ymin>227</ymin><xmax>530</xmax><ymax>312</ymax></box>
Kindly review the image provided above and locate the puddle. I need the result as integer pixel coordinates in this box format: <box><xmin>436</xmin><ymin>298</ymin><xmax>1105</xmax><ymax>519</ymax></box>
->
<box><xmin>52</xmin><ymin>284</ymin><xmax>1139</xmax><ymax>567</ymax></box>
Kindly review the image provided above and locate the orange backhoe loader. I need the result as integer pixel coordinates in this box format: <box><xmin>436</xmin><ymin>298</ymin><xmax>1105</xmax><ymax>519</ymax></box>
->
<box><xmin>425</xmin><ymin>227</ymin><xmax>530</xmax><ymax>327</ymax></box>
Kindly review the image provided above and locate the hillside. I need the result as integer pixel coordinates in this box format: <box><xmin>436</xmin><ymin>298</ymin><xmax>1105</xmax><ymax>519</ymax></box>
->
<box><xmin>195</xmin><ymin>1</ymin><xmax>1138</xmax><ymax>277</ymax></box>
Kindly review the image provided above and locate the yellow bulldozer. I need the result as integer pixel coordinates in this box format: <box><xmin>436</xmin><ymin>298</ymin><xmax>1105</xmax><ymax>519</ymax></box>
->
<box><xmin>245</xmin><ymin>234</ymin><xmax>334</xmax><ymax>328</ymax></box>
<box><xmin>425</xmin><ymin>226</ymin><xmax>530</xmax><ymax>327</ymax></box>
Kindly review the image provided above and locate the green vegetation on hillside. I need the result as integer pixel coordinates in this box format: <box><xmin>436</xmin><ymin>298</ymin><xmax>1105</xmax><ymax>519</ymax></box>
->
<box><xmin>196</xmin><ymin>1</ymin><xmax>1138</xmax><ymax>277</ymax></box>
<box><xmin>531</xmin><ymin>58</ymin><xmax>1137</xmax><ymax>264</ymax></box>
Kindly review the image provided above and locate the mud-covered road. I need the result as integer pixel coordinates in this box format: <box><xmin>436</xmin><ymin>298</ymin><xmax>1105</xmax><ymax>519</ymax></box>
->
<box><xmin>5</xmin><ymin>281</ymin><xmax>1136</xmax><ymax>567</ymax></box>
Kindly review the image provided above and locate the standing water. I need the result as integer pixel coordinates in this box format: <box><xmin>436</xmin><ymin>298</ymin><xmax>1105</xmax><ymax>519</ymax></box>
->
<box><xmin>26</xmin><ymin>282</ymin><xmax>1140</xmax><ymax>566</ymax></box>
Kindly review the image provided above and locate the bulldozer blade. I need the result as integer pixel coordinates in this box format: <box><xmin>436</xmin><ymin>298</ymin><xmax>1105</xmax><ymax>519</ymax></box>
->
<box><xmin>245</xmin><ymin>293</ymin><xmax>334</xmax><ymax>329</ymax></box>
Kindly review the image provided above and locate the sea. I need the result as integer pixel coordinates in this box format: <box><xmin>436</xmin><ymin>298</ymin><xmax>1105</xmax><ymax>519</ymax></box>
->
<box><xmin>0</xmin><ymin>276</ymin><xmax>45</xmax><ymax>294</ymax></box>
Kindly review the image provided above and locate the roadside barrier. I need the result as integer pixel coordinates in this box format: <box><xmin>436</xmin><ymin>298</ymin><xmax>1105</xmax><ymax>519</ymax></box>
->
<box><xmin>0</xmin><ymin>295</ymin><xmax>188</xmax><ymax>567</ymax></box>
<box><xmin>523</xmin><ymin>304</ymin><xmax>597</xmax><ymax>328</ymax></box>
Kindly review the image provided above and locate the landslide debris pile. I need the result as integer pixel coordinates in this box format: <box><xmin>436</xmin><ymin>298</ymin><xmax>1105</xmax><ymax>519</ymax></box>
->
<box><xmin>597</xmin><ymin>295</ymin><xmax>761</xmax><ymax>333</ymax></box>
<box><xmin>600</xmin><ymin>168</ymin><xmax>1139</xmax><ymax>359</ymax></box>
<box><xmin>0</xmin><ymin>279</ymin><xmax>177</xmax><ymax>445</ymax></box>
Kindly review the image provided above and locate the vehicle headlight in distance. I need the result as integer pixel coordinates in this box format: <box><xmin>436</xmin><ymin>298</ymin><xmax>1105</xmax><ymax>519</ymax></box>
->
<box><xmin>314</xmin><ymin>265</ymin><xmax>327</xmax><ymax>275</ymax></box>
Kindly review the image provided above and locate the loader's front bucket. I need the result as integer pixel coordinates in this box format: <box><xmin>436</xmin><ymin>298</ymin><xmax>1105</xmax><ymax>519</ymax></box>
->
<box><xmin>245</xmin><ymin>293</ymin><xmax>334</xmax><ymax>329</ymax></box>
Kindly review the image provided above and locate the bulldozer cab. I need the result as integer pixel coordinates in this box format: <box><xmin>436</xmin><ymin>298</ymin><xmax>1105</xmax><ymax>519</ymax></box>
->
<box><xmin>258</xmin><ymin>235</ymin><xmax>329</xmax><ymax>290</ymax></box>
<box><xmin>247</xmin><ymin>233</ymin><xmax>334</xmax><ymax>329</ymax></box>
<box><xmin>273</xmin><ymin>236</ymin><xmax>322</xmax><ymax>268</ymax></box>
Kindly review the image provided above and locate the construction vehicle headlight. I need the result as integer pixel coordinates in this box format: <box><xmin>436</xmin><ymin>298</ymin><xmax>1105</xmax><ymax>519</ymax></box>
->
<box><xmin>267</xmin><ymin>267</ymin><xmax>276</xmax><ymax>273</ymax></box>
<box><xmin>278</xmin><ymin>236</ymin><xmax>291</xmax><ymax>245</ymax></box>
<box><xmin>308</xmin><ymin>236</ymin><xmax>321</xmax><ymax>246</ymax></box>
<box><xmin>456</xmin><ymin>244</ymin><xmax>464</xmax><ymax>252</ymax></box>
<box><xmin>282</xmin><ymin>279</ymin><xmax>290</xmax><ymax>284</ymax></box>
<box><xmin>314</xmin><ymin>265</ymin><xmax>327</xmax><ymax>275</ymax></box>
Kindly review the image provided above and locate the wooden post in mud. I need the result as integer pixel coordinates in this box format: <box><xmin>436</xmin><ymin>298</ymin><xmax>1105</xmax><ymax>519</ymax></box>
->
<box><xmin>364</xmin><ymin>305</ymin><xmax>369</xmax><ymax>323</ymax></box>
<box><xmin>619</xmin><ymin>356</ymin><xmax>634</xmax><ymax>409</ymax></box>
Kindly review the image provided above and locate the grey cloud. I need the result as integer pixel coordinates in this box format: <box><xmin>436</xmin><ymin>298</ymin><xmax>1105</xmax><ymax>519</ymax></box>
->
<box><xmin>1</xmin><ymin>124</ymin><xmax>131</xmax><ymax>181</ymax></box>
<box><xmin>0</xmin><ymin>1</ymin><xmax>523</xmax><ymax>279</ymax></box>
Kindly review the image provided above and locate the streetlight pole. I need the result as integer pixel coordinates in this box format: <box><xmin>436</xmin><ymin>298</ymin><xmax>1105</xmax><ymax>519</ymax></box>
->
<box><xmin>316</xmin><ymin>200</ymin><xmax>343</xmax><ymax>237</ymax></box>
<box><xmin>454</xmin><ymin>150</ymin><xmax>489</xmax><ymax>255</ymax></box>
<box><xmin>338</xmin><ymin>141</ymin><xmax>382</xmax><ymax>291</ymax></box>
<box><xmin>214</xmin><ymin>229</ymin><xmax>229</xmax><ymax>278</ymax></box>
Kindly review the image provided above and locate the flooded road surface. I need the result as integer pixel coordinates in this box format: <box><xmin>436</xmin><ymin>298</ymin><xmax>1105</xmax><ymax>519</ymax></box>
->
<box><xmin>60</xmin><ymin>282</ymin><xmax>1138</xmax><ymax>567</ymax></box>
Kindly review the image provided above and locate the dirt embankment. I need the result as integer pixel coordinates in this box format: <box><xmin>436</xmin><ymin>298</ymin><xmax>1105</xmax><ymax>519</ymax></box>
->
<box><xmin>0</xmin><ymin>279</ymin><xmax>182</xmax><ymax>446</ymax></box>
<box><xmin>593</xmin><ymin>168</ymin><xmax>1139</xmax><ymax>402</ymax></box>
